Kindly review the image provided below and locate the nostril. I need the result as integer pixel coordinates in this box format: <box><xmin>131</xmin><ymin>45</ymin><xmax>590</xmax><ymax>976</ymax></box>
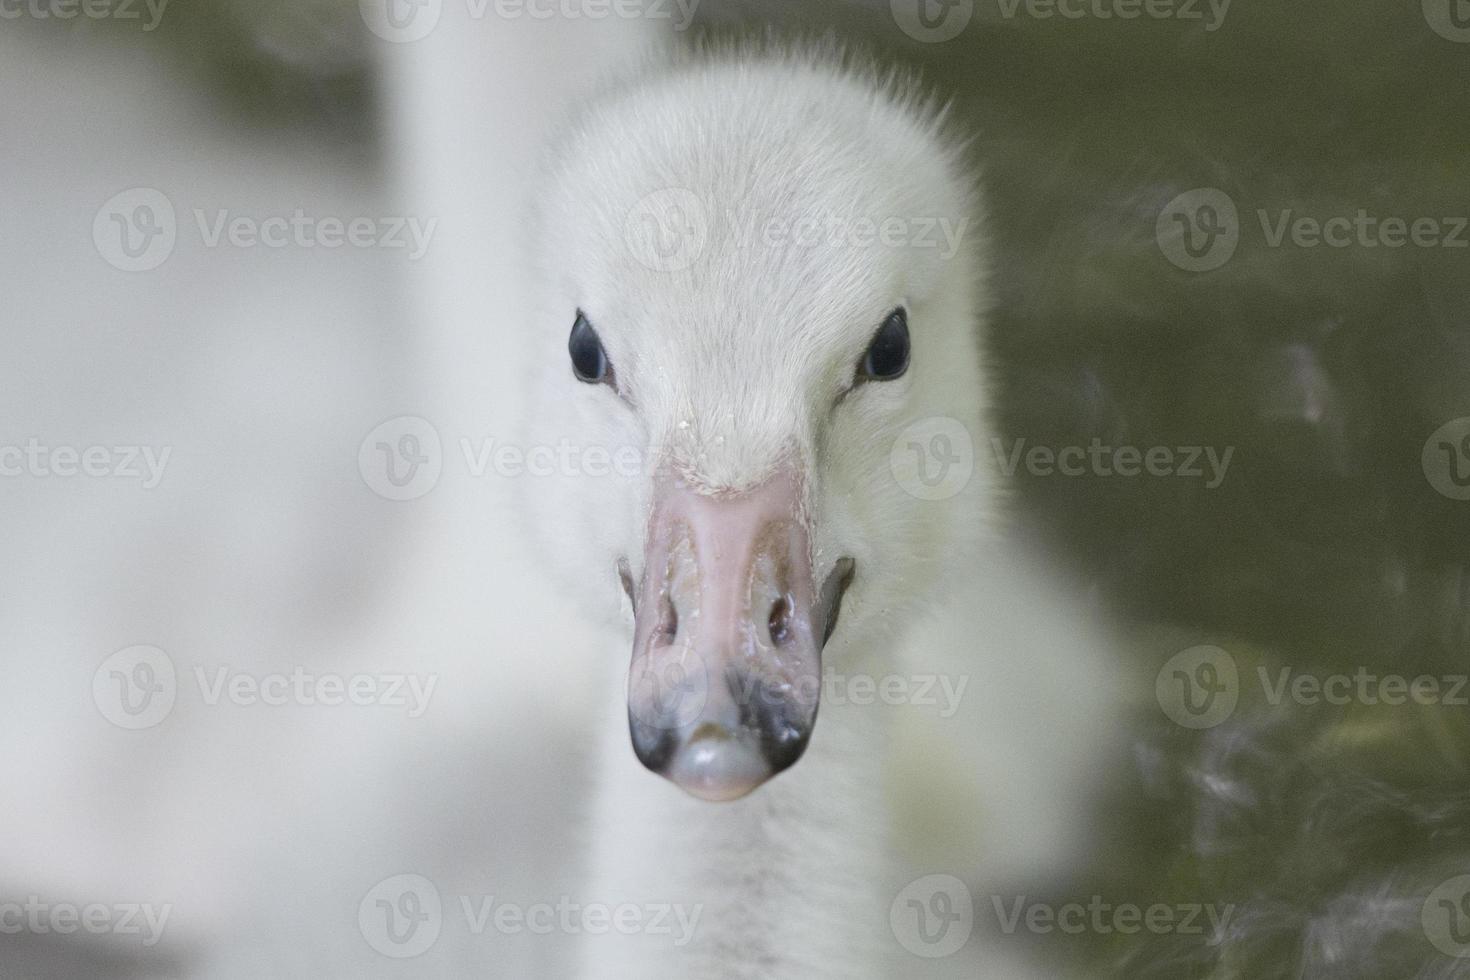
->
<box><xmin>767</xmin><ymin>596</ymin><xmax>794</xmax><ymax>647</ymax></box>
<box><xmin>653</xmin><ymin>593</ymin><xmax>678</xmax><ymax>647</ymax></box>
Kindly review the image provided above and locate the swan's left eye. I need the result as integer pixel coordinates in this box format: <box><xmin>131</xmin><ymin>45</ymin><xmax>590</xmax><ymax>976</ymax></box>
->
<box><xmin>859</xmin><ymin>308</ymin><xmax>910</xmax><ymax>381</ymax></box>
<box><xmin>569</xmin><ymin>311</ymin><xmax>612</xmax><ymax>385</ymax></box>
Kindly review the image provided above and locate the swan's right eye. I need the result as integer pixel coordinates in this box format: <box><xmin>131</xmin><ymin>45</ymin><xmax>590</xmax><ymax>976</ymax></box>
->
<box><xmin>569</xmin><ymin>311</ymin><xmax>612</xmax><ymax>385</ymax></box>
<box><xmin>858</xmin><ymin>307</ymin><xmax>910</xmax><ymax>381</ymax></box>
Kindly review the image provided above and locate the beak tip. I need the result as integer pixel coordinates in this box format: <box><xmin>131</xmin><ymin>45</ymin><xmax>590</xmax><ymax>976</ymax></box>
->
<box><xmin>663</xmin><ymin>736</ymin><xmax>772</xmax><ymax>802</ymax></box>
<box><xmin>674</xmin><ymin>780</ymin><xmax>762</xmax><ymax>803</ymax></box>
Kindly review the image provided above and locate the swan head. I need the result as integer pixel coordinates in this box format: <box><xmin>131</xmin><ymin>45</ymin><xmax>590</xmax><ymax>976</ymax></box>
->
<box><xmin>523</xmin><ymin>51</ymin><xmax>993</xmax><ymax>801</ymax></box>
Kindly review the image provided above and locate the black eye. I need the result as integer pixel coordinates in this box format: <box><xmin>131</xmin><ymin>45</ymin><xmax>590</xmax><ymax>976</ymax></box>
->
<box><xmin>860</xmin><ymin>308</ymin><xmax>910</xmax><ymax>381</ymax></box>
<box><xmin>569</xmin><ymin>311</ymin><xmax>612</xmax><ymax>385</ymax></box>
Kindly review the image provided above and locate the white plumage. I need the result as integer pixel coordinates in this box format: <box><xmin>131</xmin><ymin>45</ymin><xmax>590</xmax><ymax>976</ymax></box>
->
<box><xmin>519</xmin><ymin>45</ymin><xmax>1119</xmax><ymax>979</ymax></box>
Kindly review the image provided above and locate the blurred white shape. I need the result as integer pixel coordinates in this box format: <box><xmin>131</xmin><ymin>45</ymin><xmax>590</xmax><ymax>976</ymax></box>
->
<box><xmin>0</xmin><ymin>15</ymin><xmax>1116</xmax><ymax>979</ymax></box>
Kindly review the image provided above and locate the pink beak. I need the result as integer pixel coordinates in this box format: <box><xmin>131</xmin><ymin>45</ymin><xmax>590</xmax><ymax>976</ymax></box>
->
<box><xmin>625</xmin><ymin>465</ymin><xmax>852</xmax><ymax>801</ymax></box>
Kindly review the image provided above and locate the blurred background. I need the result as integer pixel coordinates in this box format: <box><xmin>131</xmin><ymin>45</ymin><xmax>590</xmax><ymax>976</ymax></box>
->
<box><xmin>2</xmin><ymin>0</ymin><xmax>1468</xmax><ymax>977</ymax></box>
